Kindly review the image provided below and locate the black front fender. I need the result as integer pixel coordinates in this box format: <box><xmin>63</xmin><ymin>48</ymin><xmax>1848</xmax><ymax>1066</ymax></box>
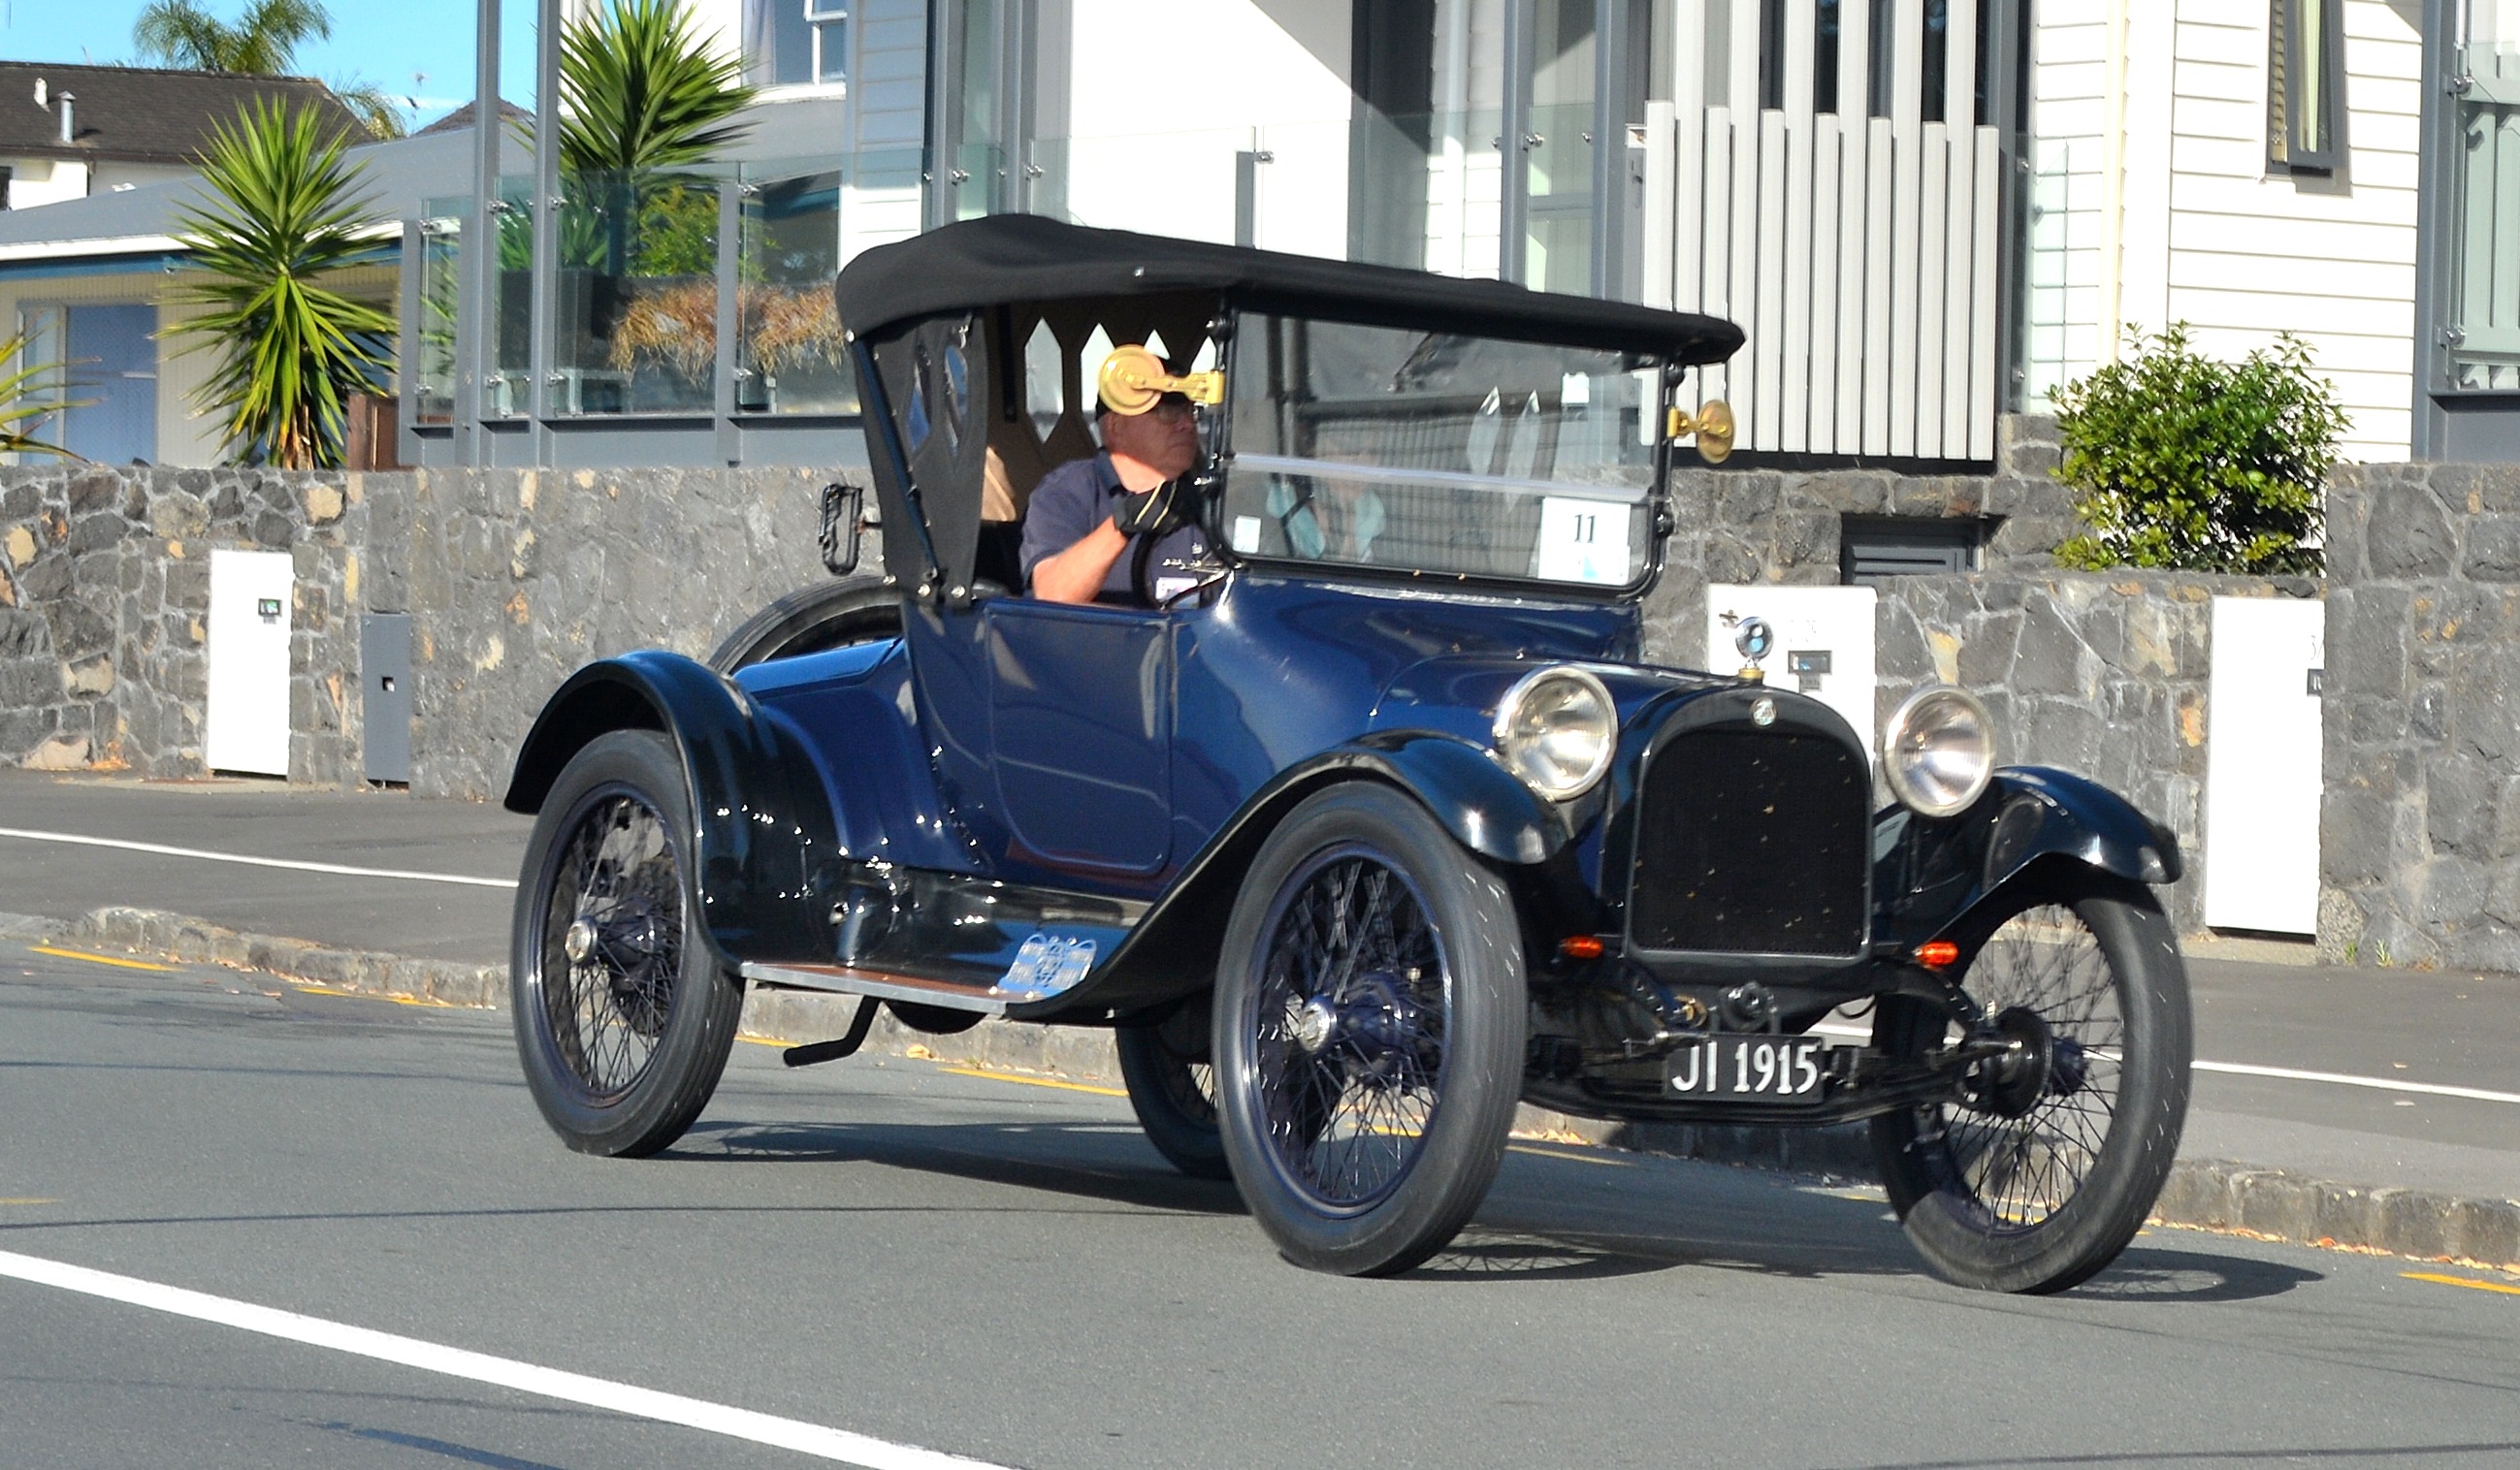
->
<box><xmin>504</xmin><ymin>651</ymin><xmax>841</xmax><ymax>967</ymax></box>
<box><xmin>1872</xmin><ymin>765</ymin><xmax>2181</xmax><ymax>952</ymax></box>
<box><xmin>1052</xmin><ymin>732</ymin><xmax>1567</xmax><ymax>1016</ymax></box>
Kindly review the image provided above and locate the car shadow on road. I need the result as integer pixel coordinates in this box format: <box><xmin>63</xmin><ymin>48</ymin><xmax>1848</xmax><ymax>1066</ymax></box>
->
<box><xmin>669</xmin><ymin>1116</ymin><xmax>2320</xmax><ymax>1302</ymax></box>
<box><xmin>675</xmin><ymin>1117</ymin><xmax>1250</xmax><ymax>1217</ymax></box>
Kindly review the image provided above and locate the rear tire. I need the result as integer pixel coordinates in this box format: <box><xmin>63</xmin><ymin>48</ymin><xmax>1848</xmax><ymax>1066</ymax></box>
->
<box><xmin>510</xmin><ymin>729</ymin><xmax>745</xmax><ymax>1157</ymax></box>
<box><xmin>1212</xmin><ymin>783</ymin><xmax>1526</xmax><ymax>1277</ymax></box>
<box><xmin>707</xmin><ymin>577</ymin><xmax>901</xmax><ymax>672</ymax></box>
<box><xmin>1116</xmin><ymin>996</ymin><xmax>1231</xmax><ymax>1181</ymax></box>
<box><xmin>1870</xmin><ymin>881</ymin><xmax>2191</xmax><ymax>1294</ymax></box>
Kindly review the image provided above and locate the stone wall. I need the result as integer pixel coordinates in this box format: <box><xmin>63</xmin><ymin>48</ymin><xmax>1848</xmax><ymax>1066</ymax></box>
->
<box><xmin>394</xmin><ymin>466</ymin><xmax>843</xmax><ymax>800</ymax></box>
<box><xmin>0</xmin><ymin>464</ymin><xmax>363</xmax><ymax>782</ymax></box>
<box><xmin>2318</xmin><ymin>462</ymin><xmax>2520</xmax><ymax>972</ymax></box>
<box><xmin>1874</xmin><ymin>570</ymin><xmax>2316</xmax><ymax>936</ymax></box>
<box><xmin>1638</xmin><ymin>414</ymin><xmax>2074</xmax><ymax>654</ymax></box>
<box><xmin>0</xmin><ymin>463</ymin><xmax>839</xmax><ymax>795</ymax></box>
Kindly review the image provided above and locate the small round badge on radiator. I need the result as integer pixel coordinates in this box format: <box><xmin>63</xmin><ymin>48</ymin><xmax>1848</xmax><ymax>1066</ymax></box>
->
<box><xmin>1751</xmin><ymin>696</ymin><xmax>1777</xmax><ymax>726</ymax></box>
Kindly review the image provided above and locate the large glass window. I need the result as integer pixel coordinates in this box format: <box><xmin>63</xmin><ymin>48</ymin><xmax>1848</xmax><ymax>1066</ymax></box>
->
<box><xmin>1224</xmin><ymin>316</ymin><xmax>1661</xmax><ymax>589</ymax></box>
<box><xmin>2448</xmin><ymin>0</ymin><xmax>2520</xmax><ymax>390</ymax></box>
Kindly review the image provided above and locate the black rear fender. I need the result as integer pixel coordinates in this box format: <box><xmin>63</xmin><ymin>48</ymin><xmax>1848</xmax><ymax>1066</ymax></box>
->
<box><xmin>504</xmin><ymin>652</ymin><xmax>841</xmax><ymax>967</ymax></box>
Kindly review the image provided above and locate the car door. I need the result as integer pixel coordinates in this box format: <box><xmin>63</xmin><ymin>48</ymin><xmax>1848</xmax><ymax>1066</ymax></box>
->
<box><xmin>983</xmin><ymin>596</ymin><xmax>1173</xmax><ymax>878</ymax></box>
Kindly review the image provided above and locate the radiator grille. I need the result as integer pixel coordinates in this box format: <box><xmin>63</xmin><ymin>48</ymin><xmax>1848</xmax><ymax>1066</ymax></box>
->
<box><xmin>1628</xmin><ymin>729</ymin><xmax>1870</xmax><ymax>955</ymax></box>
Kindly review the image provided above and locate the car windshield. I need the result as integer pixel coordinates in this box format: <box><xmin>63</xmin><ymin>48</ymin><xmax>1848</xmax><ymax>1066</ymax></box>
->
<box><xmin>1222</xmin><ymin>315</ymin><xmax>1663</xmax><ymax>590</ymax></box>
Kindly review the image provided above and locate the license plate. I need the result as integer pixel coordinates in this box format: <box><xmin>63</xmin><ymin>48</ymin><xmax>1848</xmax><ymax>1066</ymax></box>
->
<box><xmin>1665</xmin><ymin>1036</ymin><xmax>1829</xmax><ymax>1102</ymax></box>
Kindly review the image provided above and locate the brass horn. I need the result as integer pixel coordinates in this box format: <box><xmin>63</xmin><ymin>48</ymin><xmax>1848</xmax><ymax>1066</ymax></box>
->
<box><xmin>1098</xmin><ymin>344</ymin><xmax>1225</xmax><ymax>415</ymax></box>
<box><xmin>1666</xmin><ymin>399</ymin><xmax>1736</xmax><ymax>464</ymax></box>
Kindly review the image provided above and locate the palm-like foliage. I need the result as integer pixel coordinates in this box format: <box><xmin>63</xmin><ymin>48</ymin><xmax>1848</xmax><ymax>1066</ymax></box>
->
<box><xmin>134</xmin><ymin>1</ymin><xmax>404</xmax><ymax>139</ymax></box>
<box><xmin>558</xmin><ymin>0</ymin><xmax>756</xmax><ymax>176</ymax></box>
<box><xmin>134</xmin><ymin>0</ymin><xmax>330</xmax><ymax>75</ymax></box>
<box><xmin>0</xmin><ymin>332</ymin><xmax>83</xmax><ymax>461</ymax></box>
<box><xmin>167</xmin><ymin>100</ymin><xmax>395</xmax><ymax>469</ymax></box>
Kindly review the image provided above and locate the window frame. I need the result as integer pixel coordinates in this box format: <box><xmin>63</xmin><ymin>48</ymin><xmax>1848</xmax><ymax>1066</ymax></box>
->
<box><xmin>2268</xmin><ymin>0</ymin><xmax>2348</xmax><ymax>175</ymax></box>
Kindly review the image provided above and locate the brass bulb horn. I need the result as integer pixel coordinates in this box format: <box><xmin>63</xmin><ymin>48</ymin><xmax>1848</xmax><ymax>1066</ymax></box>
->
<box><xmin>1098</xmin><ymin>344</ymin><xmax>1225</xmax><ymax>415</ymax></box>
<box><xmin>1666</xmin><ymin>399</ymin><xmax>1736</xmax><ymax>464</ymax></box>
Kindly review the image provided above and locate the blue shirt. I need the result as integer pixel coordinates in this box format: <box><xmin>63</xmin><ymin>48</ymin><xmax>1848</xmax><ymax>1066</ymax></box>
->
<box><xmin>1019</xmin><ymin>451</ymin><xmax>1212</xmax><ymax>604</ymax></box>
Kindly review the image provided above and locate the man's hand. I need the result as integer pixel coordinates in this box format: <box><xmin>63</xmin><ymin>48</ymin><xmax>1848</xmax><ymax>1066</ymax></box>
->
<box><xmin>1113</xmin><ymin>481</ymin><xmax>1184</xmax><ymax>538</ymax></box>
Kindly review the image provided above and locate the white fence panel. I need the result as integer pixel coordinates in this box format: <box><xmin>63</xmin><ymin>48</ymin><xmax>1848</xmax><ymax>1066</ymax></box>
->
<box><xmin>1648</xmin><ymin>2</ymin><xmax>2007</xmax><ymax>463</ymax></box>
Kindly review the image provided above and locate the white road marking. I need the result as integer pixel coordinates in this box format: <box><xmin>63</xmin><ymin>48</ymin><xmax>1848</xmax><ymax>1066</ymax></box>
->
<box><xmin>1807</xmin><ymin>1021</ymin><xmax>2520</xmax><ymax>1104</ymax></box>
<box><xmin>2184</xmin><ymin>1059</ymin><xmax>2520</xmax><ymax>1106</ymax></box>
<box><xmin>0</xmin><ymin>1248</ymin><xmax>1008</xmax><ymax>1469</ymax></box>
<box><xmin>0</xmin><ymin>827</ymin><xmax>515</xmax><ymax>890</ymax></box>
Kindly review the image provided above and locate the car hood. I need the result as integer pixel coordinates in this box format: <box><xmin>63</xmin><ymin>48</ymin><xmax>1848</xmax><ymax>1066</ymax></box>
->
<box><xmin>1367</xmin><ymin>655</ymin><xmax>1741</xmax><ymax>750</ymax></box>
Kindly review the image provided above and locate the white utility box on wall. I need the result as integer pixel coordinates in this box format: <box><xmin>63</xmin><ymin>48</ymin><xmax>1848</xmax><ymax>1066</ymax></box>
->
<box><xmin>205</xmin><ymin>549</ymin><xmax>294</xmax><ymax>777</ymax></box>
<box><xmin>2204</xmin><ymin>595</ymin><xmax>2325</xmax><ymax>935</ymax></box>
<box><xmin>1704</xmin><ymin>585</ymin><xmax>1882</xmax><ymax>761</ymax></box>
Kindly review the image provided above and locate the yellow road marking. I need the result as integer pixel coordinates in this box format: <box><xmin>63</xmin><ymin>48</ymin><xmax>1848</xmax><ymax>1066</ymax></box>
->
<box><xmin>2404</xmin><ymin>1271</ymin><xmax>2520</xmax><ymax>1296</ymax></box>
<box><xmin>0</xmin><ymin>1198</ymin><xmax>59</xmax><ymax>1206</ymax></box>
<box><xmin>285</xmin><ymin>982</ymin><xmax>449</xmax><ymax>1008</ymax></box>
<box><xmin>936</xmin><ymin>1065</ymin><xmax>1127</xmax><ymax>1099</ymax></box>
<box><xmin>1506</xmin><ymin>1143</ymin><xmax>1629</xmax><ymax>1167</ymax></box>
<box><xmin>29</xmin><ymin>945</ymin><xmax>174</xmax><ymax>973</ymax></box>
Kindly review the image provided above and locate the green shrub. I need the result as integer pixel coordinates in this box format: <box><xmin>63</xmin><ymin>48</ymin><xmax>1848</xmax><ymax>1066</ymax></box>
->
<box><xmin>2051</xmin><ymin>325</ymin><xmax>2345</xmax><ymax>576</ymax></box>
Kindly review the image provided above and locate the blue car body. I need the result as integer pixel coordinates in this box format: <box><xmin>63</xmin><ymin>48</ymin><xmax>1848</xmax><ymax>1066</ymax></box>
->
<box><xmin>502</xmin><ymin>213</ymin><xmax>2181</xmax><ymax>1128</ymax></box>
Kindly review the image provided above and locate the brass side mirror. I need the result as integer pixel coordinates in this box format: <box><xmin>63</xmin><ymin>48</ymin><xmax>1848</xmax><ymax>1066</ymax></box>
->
<box><xmin>1098</xmin><ymin>344</ymin><xmax>1225</xmax><ymax>414</ymax></box>
<box><xmin>1666</xmin><ymin>399</ymin><xmax>1736</xmax><ymax>464</ymax></box>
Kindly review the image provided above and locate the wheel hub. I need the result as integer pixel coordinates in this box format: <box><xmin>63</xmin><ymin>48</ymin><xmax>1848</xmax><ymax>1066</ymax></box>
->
<box><xmin>1973</xmin><ymin>1006</ymin><xmax>2071</xmax><ymax>1118</ymax></box>
<box><xmin>1289</xmin><ymin>996</ymin><xmax>1338</xmax><ymax>1055</ymax></box>
<box><xmin>564</xmin><ymin>919</ymin><xmax>598</xmax><ymax>964</ymax></box>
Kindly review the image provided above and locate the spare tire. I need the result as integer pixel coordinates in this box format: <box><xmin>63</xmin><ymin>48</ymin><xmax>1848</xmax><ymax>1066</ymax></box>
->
<box><xmin>706</xmin><ymin>576</ymin><xmax>903</xmax><ymax>673</ymax></box>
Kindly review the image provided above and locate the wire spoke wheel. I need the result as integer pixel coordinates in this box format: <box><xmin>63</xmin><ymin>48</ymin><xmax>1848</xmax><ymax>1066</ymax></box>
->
<box><xmin>510</xmin><ymin>729</ymin><xmax>746</xmax><ymax>1158</ymax></box>
<box><xmin>1214</xmin><ymin>784</ymin><xmax>1524</xmax><ymax>1277</ymax></box>
<box><xmin>539</xmin><ymin>790</ymin><xmax>685</xmax><ymax>1102</ymax></box>
<box><xmin>1251</xmin><ymin>848</ymin><xmax>1447</xmax><ymax>1212</ymax></box>
<box><xmin>1871</xmin><ymin>883</ymin><xmax>2191</xmax><ymax>1294</ymax></box>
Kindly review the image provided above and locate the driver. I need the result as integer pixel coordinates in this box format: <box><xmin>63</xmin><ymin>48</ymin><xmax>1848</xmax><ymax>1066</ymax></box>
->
<box><xmin>1021</xmin><ymin>384</ymin><xmax>1210</xmax><ymax>605</ymax></box>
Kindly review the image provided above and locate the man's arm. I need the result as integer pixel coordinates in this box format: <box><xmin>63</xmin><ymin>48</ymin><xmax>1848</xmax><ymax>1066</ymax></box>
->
<box><xmin>1029</xmin><ymin>517</ymin><xmax>1127</xmax><ymax>603</ymax></box>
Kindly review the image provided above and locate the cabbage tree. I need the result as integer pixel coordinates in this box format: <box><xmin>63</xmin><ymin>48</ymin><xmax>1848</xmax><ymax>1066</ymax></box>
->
<box><xmin>167</xmin><ymin>99</ymin><xmax>396</xmax><ymax>469</ymax></box>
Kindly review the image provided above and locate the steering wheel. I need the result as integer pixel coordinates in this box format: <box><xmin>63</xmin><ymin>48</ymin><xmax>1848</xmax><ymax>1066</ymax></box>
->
<box><xmin>1131</xmin><ymin>531</ymin><xmax>1228</xmax><ymax>611</ymax></box>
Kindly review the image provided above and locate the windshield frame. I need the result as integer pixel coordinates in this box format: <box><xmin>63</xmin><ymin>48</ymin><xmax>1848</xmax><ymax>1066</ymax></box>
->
<box><xmin>1200</xmin><ymin>308</ymin><xmax>1679</xmax><ymax>603</ymax></box>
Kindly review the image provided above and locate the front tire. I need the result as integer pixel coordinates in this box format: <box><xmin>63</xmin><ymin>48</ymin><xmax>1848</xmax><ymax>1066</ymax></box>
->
<box><xmin>510</xmin><ymin>729</ymin><xmax>745</xmax><ymax>1157</ymax></box>
<box><xmin>1870</xmin><ymin>881</ymin><xmax>2192</xmax><ymax>1294</ymax></box>
<box><xmin>1212</xmin><ymin>783</ymin><xmax>1527</xmax><ymax>1276</ymax></box>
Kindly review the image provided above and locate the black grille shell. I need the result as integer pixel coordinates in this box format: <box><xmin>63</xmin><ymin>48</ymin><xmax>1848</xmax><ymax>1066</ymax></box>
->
<box><xmin>1627</xmin><ymin>727</ymin><xmax>1870</xmax><ymax>955</ymax></box>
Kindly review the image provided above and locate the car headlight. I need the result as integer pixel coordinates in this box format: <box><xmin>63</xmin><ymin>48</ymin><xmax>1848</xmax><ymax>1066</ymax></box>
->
<box><xmin>1494</xmin><ymin>667</ymin><xmax>1616</xmax><ymax>800</ymax></box>
<box><xmin>1882</xmin><ymin>686</ymin><xmax>1995</xmax><ymax>817</ymax></box>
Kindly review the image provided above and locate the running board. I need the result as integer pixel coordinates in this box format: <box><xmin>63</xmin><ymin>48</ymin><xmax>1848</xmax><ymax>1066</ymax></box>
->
<box><xmin>741</xmin><ymin>961</ymin><xmax>1012</xmax><ymax>1016</ymax></box>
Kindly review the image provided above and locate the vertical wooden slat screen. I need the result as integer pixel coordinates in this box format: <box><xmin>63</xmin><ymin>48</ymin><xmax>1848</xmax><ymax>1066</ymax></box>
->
<box><xmin>1651</xmin><ymin>0</ymin><xmax>2006</xmax><ymax>462</ymax></box>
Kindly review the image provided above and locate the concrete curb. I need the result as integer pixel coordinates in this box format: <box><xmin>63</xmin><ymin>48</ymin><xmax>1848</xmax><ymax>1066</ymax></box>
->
<box><xmin>31</xmin><ymin>905</ymin><xmax>2519</xmax><ymax>1275</ymax></box>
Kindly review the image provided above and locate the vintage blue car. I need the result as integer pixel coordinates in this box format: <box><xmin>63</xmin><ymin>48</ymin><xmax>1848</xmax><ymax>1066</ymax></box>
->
<box><xmin>501</xmin><ymin>215</ymin><xmax>2191</xmax><ymax>1292</ymax></box>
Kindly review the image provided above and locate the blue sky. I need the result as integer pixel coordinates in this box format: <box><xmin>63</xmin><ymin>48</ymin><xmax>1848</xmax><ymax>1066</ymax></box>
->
<box><xmin>0</xmin><ymin>0</ymin><xmax>537</xmax><ymax>129</ymax></box>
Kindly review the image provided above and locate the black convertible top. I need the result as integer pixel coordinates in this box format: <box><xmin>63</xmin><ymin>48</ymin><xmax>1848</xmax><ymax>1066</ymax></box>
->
<box><xmin>835</xmin><ymin>214</ymin><xmax>1744</xmax><ymax>365</ymax></box>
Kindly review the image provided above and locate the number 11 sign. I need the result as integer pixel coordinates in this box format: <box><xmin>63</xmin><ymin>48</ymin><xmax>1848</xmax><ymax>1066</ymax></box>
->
<box><xmin>1535</xmin><ymin>495</ymin><xmax>1632</xmax><ymax>584</ymax></box>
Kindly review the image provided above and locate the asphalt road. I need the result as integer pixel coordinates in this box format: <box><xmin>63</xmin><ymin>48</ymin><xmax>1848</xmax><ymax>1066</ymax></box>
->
<box><xmin>4</xmin><ymin>941</ymin><xmax>2515</xmax><ymax>1470</ymax></box>
<box><xmin>6</xmin><ymin>767</ymin><xmax>2520</xmax><ymax>1205</ymax></box>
